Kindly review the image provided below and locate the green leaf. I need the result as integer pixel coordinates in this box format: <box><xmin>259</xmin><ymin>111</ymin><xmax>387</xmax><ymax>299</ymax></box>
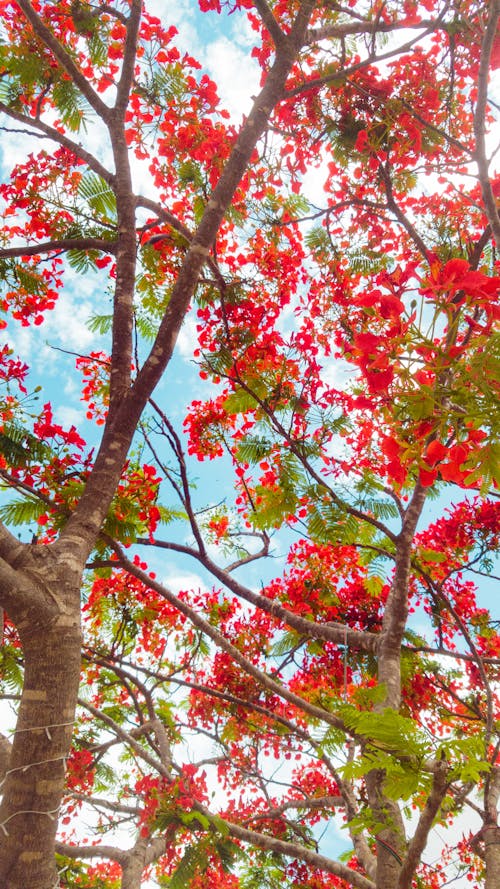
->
<box><xmin>87</xmin><ymin>313</ymin><xmax>113</xmax><ymax>335</ymax></box>
<box><xmin>316</xmin><ymin>725</ymin><xmax>345</xmax><ymax>754</ymax></box>
<box><xmin>101</xmin><ymin>513</ymin><xmax>138</xmax><ymax>545</ymax></box>
<box><xmin>0</xmin><ymin>644</ymin><xmax>24</xmax><ymax>693</ymax></box>
<box><xmin>178</xmin><ymin>811</ymin><xmax>211</xmax><ymax>830</ymax></box>
<box><xmin>178</xmin><ymin>160</ymin><xmax>204</xmax><ymax>189</ymax></box>
<box><xmin>135</xmin><ymin>313</ymin><xmax>159</xmax><ymax>341</ymax></box>
<box><xmin>305</xmin><ymin>225</ymin><xmax>331</xmax><ymax>254</ymax></box>
<box><xmin>365</xmin><ymin>574</ymin><xmax>384</xmax><ymax>596</ymax></box>
<box><xmin>52</xmin><ymin>78</ymin><xmax>86</xmax><ymax>132</ymax></box>
<box><xmin>13</xmin><ymin>263</ymin><xmax>46</xmax><ymax>295</ymax></box>
<box><xmin>223</xmin><ymin>389</ymin><xmax>260</xmax><ymax>414</ymax></box>
<box><xmin>383</xmin><ymin>762</ymin><xmax>422</xmax><ymax>801</ymax></box>
<box><xmin>340</xmin><ymin>705</ymin><xmax>425</xmax><ymax>758</ymax></box>
<box><xmin>357</xmin><ymin>496</ymin><xmax>399</xmax><ymax>521</ymax></box>
<box><xmin>66</xmin><ymin>248</ymin><xmax>102</xmax><ymax>273</ymax></box>
<box><xmin>92</xmin><ymin>760</ymin><xmax>116</xmax><ymax>791</ymax></box>
<box><xmin>166</xmin><ymin>842</ymin><xmax>209</xmax><ymax>889</ymax></box>
<box><xmin>78</xmin><ymin>172</ymin><xmax>116</xmax><ymax>220</ymax></box>
<box><xmin>418</xmin><ymin>549</ymin><xmax>447</xmax><ymax>563</ymax></box>
<box><xmin>0</xmin><ymin>423</ymin><xmax>50</xmax><ymax>465</ymax></box>
<box><xmin>436</xmin><ymin>737</ymin><xmax>491</xmax><ymax>783</ymax></box>
<box><xmin>236</xmin><ymin>436</ymin><xmax>273</xmax><ymax>464</ymax></box>
<box><xmin>215</xmin><ymin>837</ymin><xmax>243</xmax><ymax>872</ymax></box>
<box><xmin>0</xmin><ymin>497</ymin><xmax>45</xmax><ymax>527</ymax></box>
<box><xmin>88</xmin><ymin>31</ymin><xmax>108</xmax><ymax>67</ymax></box>
<box><xmin>205</xmin><ymin>813</ymin><xmax>230</xmax><ymax>836</ymax></box>
<box><xmin>270</xmin><ymin>630</ymin><xmax>303</xmax><ymax>657</ymax></box>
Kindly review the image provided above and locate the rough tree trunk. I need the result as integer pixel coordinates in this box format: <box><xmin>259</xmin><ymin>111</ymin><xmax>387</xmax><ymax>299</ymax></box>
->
<box><xmin>484</xmin><ymin>825</ymin><xmax>500</xmax><ymax>889</ymax></box>
<box><xmin>483</xmin><ymin>767</ymin><xmax>500</xmax><ymax>889</ymax></box>
<box><xmin>365</xmin><ymin>770</ymin><xmax>405</xmax><ymax>889</ymax></box>
<box><xmin>0</xmin><ymin>544</ymin><xmax>83</xmax><ymax>889</ymax></box>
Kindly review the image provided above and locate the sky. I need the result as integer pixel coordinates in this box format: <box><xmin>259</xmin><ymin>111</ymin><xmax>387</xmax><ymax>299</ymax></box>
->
<box><xmin>0</xmin><ymin>2</ymin><xmax>497</xmax><ymax>887</ymax></box>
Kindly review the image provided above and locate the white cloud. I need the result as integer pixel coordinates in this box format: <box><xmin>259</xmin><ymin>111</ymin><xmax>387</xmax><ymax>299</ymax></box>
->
<box><xmin>42</xmin><ymin>293</ymin><xmax>97</xmax><ymax>354</ymax></box>
<box><xmin>176</xmin><ymin>312</ymin><xmax>198</xmax><ymax>358</ymax></box>
<box><xmin>55</xmin><ymin>404</ymin><xmax>85</xmax><ymax>429</ymax></box>
<box><xmin>321</xmin><ymin>354</ymin><xmax>356</xmax><ymax>390</ymax></box>
<box><xmin>0</xmin><ymin>129</ymin><xmax>44</xmax><ymax>178</ymax></box>
<box><xmin>6</xmin><ymin>284</ymin><xmax>98</xmax><ymax>372</ymax></box>
<box><xmin>203</xmin><ymin>35</ymin><xmax>260</xmax><ymax>120</ymax></box>
<box><xmin>147</xmin><ymin>0</ymin><xmax>201</xmax><ymax>57</ymax></box>
<box><xmin>229</xmin><ymin>9</ymin><xmax>258</xmax><ymax>49</ymax></box>
<box><xmin>301</xmin><ymin>148</ymin><xmax>329</xmax><ymax>209</ymax></box>
<box><xmin>163</xmin><ymin>567</ymin><xmax>207</xmax><ymax>597</ymax></box>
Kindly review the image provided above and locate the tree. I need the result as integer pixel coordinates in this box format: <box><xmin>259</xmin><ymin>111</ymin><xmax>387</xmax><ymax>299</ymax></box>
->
<box><xmin>0</xmin><ymin>0</ymin><xmax>498</xmax><ymax>887</ymax></box>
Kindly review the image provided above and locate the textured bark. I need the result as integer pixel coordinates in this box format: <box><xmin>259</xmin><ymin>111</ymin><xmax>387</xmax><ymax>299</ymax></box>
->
<box><xmin>120</xmin><ymin>836</ymin><xmax>154</xmax><ymax>889</ymax></box>
<box><xmin>0</xmin><ymin>547</ymin><xmax>82</xmax><ymax>889</ymax></box>
<box><xmin>364</xmin><ymin>770</ymin><xmax>406</xmax><ymax>889</ymax></box>
<box><xmin>378</xmin><ymin>483</ymin><xmax>427</xmax><ymax>710</ymax></box>
<box><xmin>484</xmin><ymin>825</ymin><xmax>500</xmax><ymax>889</ymax></box>
<box><xmin>483</xmin><ymin>766</ymin><xmax>500</xmax><ymax>889</ymax></box>
<box><xmin>0</xmin><ymin>735</ymin><xmax>12</xmax><ymax>784</ymax></box>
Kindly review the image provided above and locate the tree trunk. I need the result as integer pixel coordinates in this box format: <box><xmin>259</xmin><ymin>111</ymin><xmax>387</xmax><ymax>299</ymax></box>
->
<box><xmin>120</xmin><ymin>836</ymin><xmax>150</xmax><ymax>889</ymax></box>
<box><xmin>483</xmin><ymin>767</ymin><xmax>500</xmax><ymax>889</ymax></box>
<box><xmin>0</xmin><ymin>550</ymin><xmax>82</xmax><ymax>889</ymax></box>
<box><xmin>364</xmin><ymin>770</ymin><xmax>405</xmax><ymax>889</ymax></box>
<box><xmin>484</xmin><ymin>825</ymin><xmax>500</xmax><ymax>889</ymax></box>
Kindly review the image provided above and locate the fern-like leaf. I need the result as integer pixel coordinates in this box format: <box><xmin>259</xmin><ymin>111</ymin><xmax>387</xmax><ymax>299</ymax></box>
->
<box><xmin>0</xmin><ymin>497</ymin><xmax>45</xmax><ymax>527</ymax></box>
<box><xmin>167</xmin><ymin>842</ymin><xmax>209</xmax><ymax>889</ymax></box>
<box><xmin>78</xmin><ymin>172</ymin><xmax>116</xmax><ymax>220</ymax></box>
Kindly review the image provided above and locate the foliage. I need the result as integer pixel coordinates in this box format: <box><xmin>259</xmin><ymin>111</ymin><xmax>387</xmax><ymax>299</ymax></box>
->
<box><xmin>0</xmin><ymin>1</ymin><xmax>499</xmax><ymax>889</ymax></box>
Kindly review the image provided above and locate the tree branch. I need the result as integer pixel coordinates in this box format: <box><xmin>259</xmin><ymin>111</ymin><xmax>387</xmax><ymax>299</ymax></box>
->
<box><xmin>55</xmin><ymin>841</ymin><xmax>127</xmax><ymax>865</ymax></box>
<box><xmin>78</xmin><ymin>700</ymin><xmax>171</xmax><ymax>778</ymax></box>
<box><xmin>473</xmin><ymin>0</ymin><xmax>500</xmax><ymax>245</ymax></box>
<box><xmin>200</xmin><ymin>811</ymin><xmax>376</xmax><ymax>889</ymax></box>
<box><xmin>61</xmin><ymin>0</ymin><xmax>318</xmax><ymax>553</ymax></box>
<box><xmin>114</xmin><ymin>0</ymin><xmax>142</xmax><ymax>116</ymax></box>
<box><xmin>16</xmin><ymin>0</ymin><xmax>111</xmax><ymax>121</ymax></box>
<box><xmin>0</xmin><ymin>238</ymin><xmax>116</xmax><ymax>260</ymax></box>
<box><xmin>136</xmin><ymin>535</ymin><xmax>379</xmax><ymax>654</ymax></box>
<box><xmin>377</xmin><ymin>481</ymin><xmax>427</xmax><ymax>709</ymax></box>
<box><xmin>379</xmin><ymin>164</ymin><xmax>430</xmax><ymax>261</ymax></box>
<box><xmin>398</xmin><ymin>758</ymin><xmax>450</xmax><ymax>889</ymax></box>
<box><xmin>0</xmin><ymin>103</ymin><xmax>115</xmax><ymax>187</ymax></box>
<box><xmin>285</xmin><ymin>24</ymin><xmax>443</xmax><ymax>98</ymax></box>
<box><xmin>251</xmin><ymin>0</ymin><xmax>288</xmax><ymax>49</ymax></box>
<box><xmin>109</xmin><ymin>541</ymin><xmax>353</xmax><ymax>735</ymax></box>
<box><xmin>306</xmin><ymin>17</ymin><xmax>448</xmax><ymax>44</ymax></box>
